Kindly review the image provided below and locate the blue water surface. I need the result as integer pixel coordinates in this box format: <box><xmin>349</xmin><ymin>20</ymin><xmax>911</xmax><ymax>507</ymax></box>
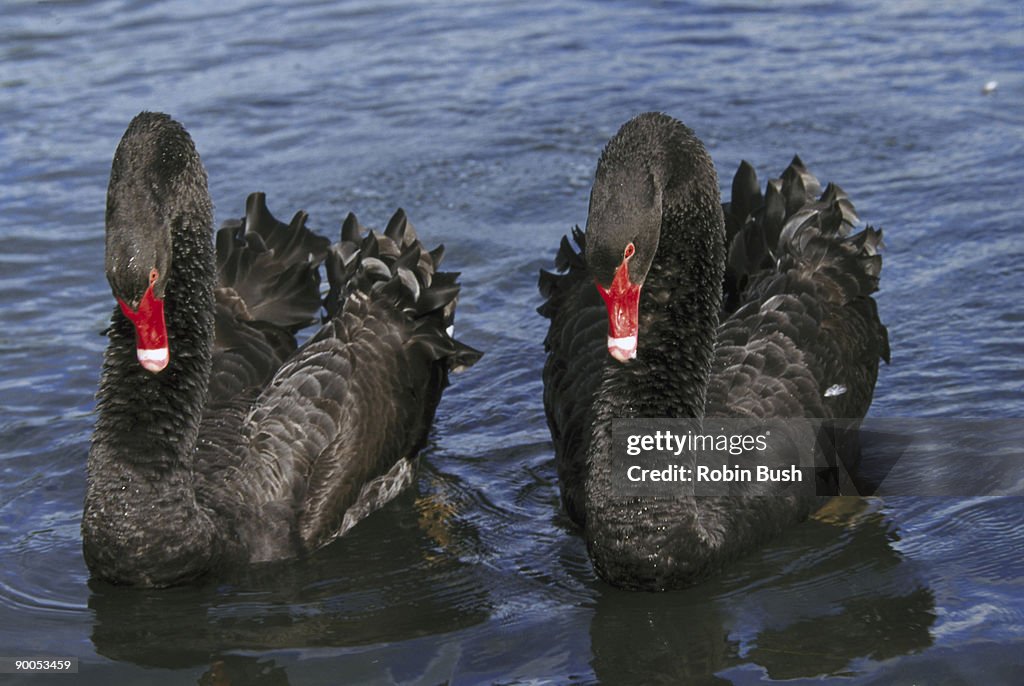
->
<box><xmin>1</xmin><ymin>0</ymin><xmax>1022</xmax><ymax>683</ymax></box>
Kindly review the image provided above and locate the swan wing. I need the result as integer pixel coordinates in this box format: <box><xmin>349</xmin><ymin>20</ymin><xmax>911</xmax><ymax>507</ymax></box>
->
<box><xmin>710</xmin><ymin>158</ymin><xmax>889</xmax><ymax>420</ymax></box>
<box><xmin>197</xmin><ymin>207</ymin><xmax>479</xmax><ymax>560</ymax></box>
<box><xmin>539</xmin><ymin>227</ymin><xmax>607</xmax><ymax>525</ymax></box>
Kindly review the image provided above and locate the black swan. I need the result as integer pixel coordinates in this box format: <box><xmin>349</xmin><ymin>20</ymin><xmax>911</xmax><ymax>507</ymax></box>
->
<box><xmin>539</xmin><ymin>112</ymin><xmax>888</xmax><ymax>590</ymax></box>
<box><xmin>83</xmin><ymin>112</ymin><xmax>480</xmax><ymax>587</ymax></box>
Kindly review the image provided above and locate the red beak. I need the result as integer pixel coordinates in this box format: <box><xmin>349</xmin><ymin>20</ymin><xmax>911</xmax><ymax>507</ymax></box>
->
<box><xmin>118</xmin><ymin>282</ymin><xmax>169</xmax><ymax>373</ymax></box>
<box><xmin>595</xmin><ymin>254</ymin><xmax>641</xmax><ymax>363</ymax></box>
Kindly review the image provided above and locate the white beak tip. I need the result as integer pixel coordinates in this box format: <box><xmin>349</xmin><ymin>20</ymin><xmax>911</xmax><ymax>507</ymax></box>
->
<box><xmin>607</xmin><ymin>335</ymin><xmax>637</xmax><ymax>363</ymax></box>
<box><xmin>137</xmin><ymin>347</ymin><xmax>169</xmax><ymax>373</ymax></box>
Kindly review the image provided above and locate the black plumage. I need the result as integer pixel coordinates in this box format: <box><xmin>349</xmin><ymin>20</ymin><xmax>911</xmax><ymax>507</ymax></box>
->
<box><xmin>83</xmin><ymin>112</ymin><xmax>480</xmax><ymax>587</ymax></box>
<box><xmin>539</xmin><ymin>112</ymin><xmax>888</xmax><ymax>590</ymax></box>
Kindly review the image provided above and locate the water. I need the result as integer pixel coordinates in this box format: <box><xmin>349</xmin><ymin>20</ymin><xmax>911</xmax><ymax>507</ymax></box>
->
<box><xmin>1</xmin><ymin>0</ymin><xmax>1022</xmax><ymax>683</ymax></box>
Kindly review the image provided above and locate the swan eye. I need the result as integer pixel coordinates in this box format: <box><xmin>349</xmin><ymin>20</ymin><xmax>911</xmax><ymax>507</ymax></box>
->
<box><xmin>623</xmin><ymin>243</ymin><xmax>635</xmax><ymax>260</ymax></box>
<box><xmin>149</xmin><ymin>268</ymin><xmax>159</xmax><ymax>286</ymax></box>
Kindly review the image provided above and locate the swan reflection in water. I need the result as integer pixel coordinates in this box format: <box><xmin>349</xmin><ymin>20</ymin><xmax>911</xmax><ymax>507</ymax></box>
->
<box><xmin>88</xmin><ymin>488</ymin><xmax>934</xmax><ymax>683</ymax></box>
<box><xmin>587</xmin><ymin>498</ymin><xmax>935</xmax><ymax>683</ymax></box>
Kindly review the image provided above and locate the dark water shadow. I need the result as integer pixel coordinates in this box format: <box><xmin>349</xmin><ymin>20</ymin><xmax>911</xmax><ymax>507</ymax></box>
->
<box><xmin>86</xmin><ymin>477</ymin><xmax>491</xmax><ymax>676</ymax></box>
<box><xmin>586</xmin><ymin>499</ymin><xmax>935</xmax><ymax>683</ymax></box>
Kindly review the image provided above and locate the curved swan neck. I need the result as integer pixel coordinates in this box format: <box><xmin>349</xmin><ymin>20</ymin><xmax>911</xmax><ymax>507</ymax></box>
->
<box><xmin>84</xmin><ymin>206</ymin><xmax>217</xmax><ymax>586</ymax></box>
<box><xmin>582</xmin><ymin>116</ymin><xmax>727</xmax><ymax>587</ymax></box>
<box><xmin>592</xmin><ymin>114</ymin><xmax>726</xmax><ymax>420</ymax></box>
<box><xmin>93</xmin><ymin>112</ymin><xmax>217</xmax><ymax>469</ymax></box>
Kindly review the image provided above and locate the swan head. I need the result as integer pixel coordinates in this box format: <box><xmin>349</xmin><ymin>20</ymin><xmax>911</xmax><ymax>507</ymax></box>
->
<box><xmin>104</xmin><ymin>112</ymin><xmax>207</xmax><ymax>373</ymax></box>
<box><xmin>585</xmin><ymin>112</ymin><xmax>722</xmax><ymax>364</ymax></box>
<box><xmin>586</xmin><ymin>128</ymin><xmax>663</xmax><ymax>363</ymax></box>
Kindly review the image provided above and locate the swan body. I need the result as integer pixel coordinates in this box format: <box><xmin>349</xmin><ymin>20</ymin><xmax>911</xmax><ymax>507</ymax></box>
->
<box><xmin>83</xmin><ymin>112</ymin><xmax>479</xmax><ymax>587</ymax></box>
<box><xmin>539</xmin><ymin>113</ymin><xmax>888</xmax><ymax>590</ymax></box>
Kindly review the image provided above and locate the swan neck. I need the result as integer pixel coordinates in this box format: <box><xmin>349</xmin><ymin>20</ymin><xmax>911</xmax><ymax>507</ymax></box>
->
<box><xmin>84</xmin><ymin>209</ymin><xmax>217</xmax><ymax>585</ymax></box>
<box><xmin>591</xmin><ymin>115</ymin><xmax>726</xmax><ymax>418</ymax></box>
<box><xmin>598</xmin><ymin>199</ymin><xmax>726</xmax><ymax>421</ymax></box>
<box><xmin>583</xmin><ymin>179</ymin><xmax>727</xmax><ymax>589</ymax></box>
